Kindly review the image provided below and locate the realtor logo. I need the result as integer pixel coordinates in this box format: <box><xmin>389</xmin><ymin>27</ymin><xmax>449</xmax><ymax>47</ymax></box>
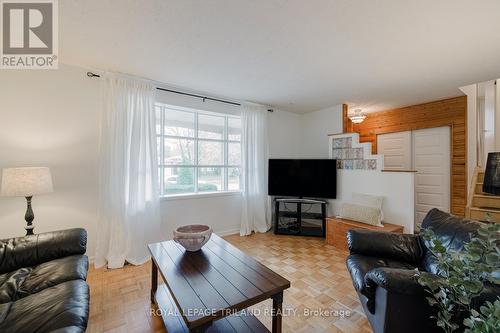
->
<box><xmin>1</xmin><ymin>0</ymin><xmax>58</xmax><ymax>69</ymax></box>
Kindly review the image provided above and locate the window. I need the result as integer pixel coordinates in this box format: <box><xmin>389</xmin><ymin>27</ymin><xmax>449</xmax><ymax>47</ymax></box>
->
<box><xmin>156</xmin><ymin>103</ymin><xmax>242</xmax><ymax>196</ymax></box>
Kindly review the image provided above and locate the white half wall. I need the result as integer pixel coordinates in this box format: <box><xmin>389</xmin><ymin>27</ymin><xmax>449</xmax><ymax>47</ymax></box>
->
<box><xmin>300</xmin><ymin>104</ymin><xmax>343</xmax><ymax>158</ymax></box>
<box><xmin>330</xmin><ymin>170</ymin><xmax>415</xmax><ymax>233</ymax></box>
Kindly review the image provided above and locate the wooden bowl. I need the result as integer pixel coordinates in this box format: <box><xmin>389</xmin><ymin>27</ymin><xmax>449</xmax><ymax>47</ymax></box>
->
<box><xmin>173</xmin><ymin>224</ymin><xmax>212</xmax><ymax>252</ymax></box>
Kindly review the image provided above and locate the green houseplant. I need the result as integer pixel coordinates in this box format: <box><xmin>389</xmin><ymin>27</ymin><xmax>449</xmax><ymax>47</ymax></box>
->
<box><xmin>416</xmin><ymin>222</ymin><xmax>500</xmax><ymax>333</ymax></box>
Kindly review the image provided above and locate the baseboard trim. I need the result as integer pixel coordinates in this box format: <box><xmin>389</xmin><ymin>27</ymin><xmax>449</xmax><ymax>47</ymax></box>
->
<box><xmin>216</xmin><ymin>228</ymin><xmax>240</xmax><ymax>237</ymax></box>
<box><xmin>87</xmin><ymin>228</ymin><xmax>241</xmax><ymax>268</ymax></box>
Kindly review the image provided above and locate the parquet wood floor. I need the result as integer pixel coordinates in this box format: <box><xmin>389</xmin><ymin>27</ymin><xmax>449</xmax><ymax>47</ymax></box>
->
<box><xmin>87</xmin><ymin>232</ymin><xmax>372</xmax><ymax>333</ymax></box>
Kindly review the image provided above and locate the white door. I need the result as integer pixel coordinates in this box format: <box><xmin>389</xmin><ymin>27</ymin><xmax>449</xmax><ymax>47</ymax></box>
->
<box><xmin>413</xmin><ymin>127</ymin><xmax>451</xmax><ymax>227</ymax></box>
<box><xmin>377</xmin><ymin>131</ymin><xmax>412</xmax><ymax>170</ymax></box>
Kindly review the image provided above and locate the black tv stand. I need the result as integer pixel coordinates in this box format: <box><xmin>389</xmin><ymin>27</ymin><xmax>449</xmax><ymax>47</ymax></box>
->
<box><xmin>273</xmin><ymin>198</ymin><xmax>327</xmax><ymax>237</ymax></box>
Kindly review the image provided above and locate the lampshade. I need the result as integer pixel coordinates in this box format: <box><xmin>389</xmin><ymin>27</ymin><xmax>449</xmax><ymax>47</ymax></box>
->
<box><xmin>1</xmin><ymin>167</ymin><xmax>54</xmax><ymax>197</ymax></box>
<box><xmin>483</xmin><ymin>152</ymin><xmax>500</xmax><ymax>195</ymax></box>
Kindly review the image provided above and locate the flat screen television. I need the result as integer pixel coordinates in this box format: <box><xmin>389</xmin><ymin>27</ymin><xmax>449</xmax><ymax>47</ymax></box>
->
<box><xmin>268</xmin><ymin>159</ymin><xmax>337</xmax><ymax>198</ymax></box>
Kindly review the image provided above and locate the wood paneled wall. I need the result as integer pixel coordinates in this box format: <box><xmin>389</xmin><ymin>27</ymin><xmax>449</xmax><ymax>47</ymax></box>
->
<box><xmin>343</xmin><ymin>96</ymin><xmax>467</xmax><ymax>216</ymax></box>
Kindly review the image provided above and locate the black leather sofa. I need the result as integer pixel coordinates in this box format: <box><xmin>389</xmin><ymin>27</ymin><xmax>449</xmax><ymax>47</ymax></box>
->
<box><xmin>0</xmin><ymin>228</ymin><xmax>89</xmax><ymax>332</ymax></box>
<box><xmin>346</xmin><ymin>208</ymin><xmax>499</xmax><ymax>333</ymax></box>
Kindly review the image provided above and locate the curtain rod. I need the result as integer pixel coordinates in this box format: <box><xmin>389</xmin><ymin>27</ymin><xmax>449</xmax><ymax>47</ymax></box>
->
<box><xmin>87</xmin><ymin>72</ymin><xmax>274</xmax><ymax>112</ymax></box>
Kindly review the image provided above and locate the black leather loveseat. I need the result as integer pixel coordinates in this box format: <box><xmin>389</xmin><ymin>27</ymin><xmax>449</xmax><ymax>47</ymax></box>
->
<box><xmin>346</xmin><ymin>208</ymin><xmax>499</xmax><ymax>333</ymax></box>
<box><xmin>0</xmin><ymin>228</ymin><xmax>89</xmax><ymax>332</ymax></box>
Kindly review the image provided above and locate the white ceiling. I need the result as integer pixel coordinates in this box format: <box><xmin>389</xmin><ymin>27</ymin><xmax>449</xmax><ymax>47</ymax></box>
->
<box><xmin>60</xmin><ymin>0</ymin><xmax>500</xmax><ymax>114</ymax></box>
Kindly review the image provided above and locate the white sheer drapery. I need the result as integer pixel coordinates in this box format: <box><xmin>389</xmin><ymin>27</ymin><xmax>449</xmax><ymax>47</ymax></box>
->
<box><xmin>95</xmin><ymin>73</ymin><xmax>161</xmax><ymax>269</ymax></box>
<box><xmin>240</xmin><ymin>103</ymin><xmax>271</xmax><ymax>236</ymax></box>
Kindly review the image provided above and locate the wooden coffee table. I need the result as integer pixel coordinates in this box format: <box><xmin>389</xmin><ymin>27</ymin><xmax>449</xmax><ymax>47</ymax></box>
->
<box><xmin>149</xmin><ymin>234</ymin><xmax>291</xmax><ymax>333</ymax></box>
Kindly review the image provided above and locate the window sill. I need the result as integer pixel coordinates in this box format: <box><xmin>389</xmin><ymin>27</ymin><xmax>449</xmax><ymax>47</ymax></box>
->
<box><xmin>160</xmin><ymin>191</ymin><xmax>242</xmax><ymax>201</ymax></box>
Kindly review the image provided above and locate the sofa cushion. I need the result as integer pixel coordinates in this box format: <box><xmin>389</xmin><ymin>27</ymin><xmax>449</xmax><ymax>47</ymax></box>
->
<box><xmin>0</xmin><ymin>267</ymin><xmax>31</xmax><ymax>303</ymax></box>
<box><xmin>0</xmin><ymin>279</ymin><xmax>89</xmax><ymax>333</ymax></box>
<box><xmin>0</xmin><ymin>255</ymin><xmax>88</xmax><ymax>303</ymax></box>
<box><xmin>346</xmin><ymin>254</ymin><xmax>416</xmax><ymax>297</ymax></box>
<box><xmin>18</xmin><ymin>255</ymin><xmax>89</xmax><ymax>299</ymax></box>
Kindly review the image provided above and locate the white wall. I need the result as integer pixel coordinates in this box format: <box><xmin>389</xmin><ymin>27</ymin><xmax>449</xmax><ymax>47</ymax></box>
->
<box><xmin>496</xmin><ymin>79</ymin><xmax>500</xmax><ymax>151</ymax></box>
<box><xmin>0</xmin><ymin>64</ymin><xmax>101</xmax><ymax>254</ymax></box>
<box><xmin>300</xmin><ymin>105</ymin><xmax>343</xmax><ymax>157</ymax></box>
<box><xmin>160</xmin><ymin>194</ymin><xmax>242</xmax><ymax>238</ymax></box>
<box><xmin>330</xmin><ymin>170</ymin><xmax>415</xmax><ymax>233</ymax></box>
<box><xmin>482</xmin><ymin>81</ymin><xmax>496</xmax><ymax>167</ymax></box>
<box><xmin>460</xmin><ymin>83</ymin><xmax>477</xmax><ymax>187</ymax></box>
<box><xmin>0</xmin><ymin>64</ymin><xmax>303</xmax><ymax>256</ymax></box>
<box><xmin>268</xmin><ymin>109</ymin><xmax>302</xmax><ymax>158</ymax></box>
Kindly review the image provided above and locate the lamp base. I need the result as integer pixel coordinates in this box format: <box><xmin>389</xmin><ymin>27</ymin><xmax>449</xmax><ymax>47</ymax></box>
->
<box><xmin>24</xmin><ymin>196</ymin><xmax>35</xmax><ymax>236</ymax></box>
<box><xmin>25</xmin><ymin>225</ymin><xmax>35</xmax><ymax>236</ymax></box>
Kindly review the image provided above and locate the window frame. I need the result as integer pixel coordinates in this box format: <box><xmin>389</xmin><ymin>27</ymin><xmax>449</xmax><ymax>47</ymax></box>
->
<box><xmin>156</xmin><ymin>103</ymin><xmax>242</xmax><ymax>198</ymax></box>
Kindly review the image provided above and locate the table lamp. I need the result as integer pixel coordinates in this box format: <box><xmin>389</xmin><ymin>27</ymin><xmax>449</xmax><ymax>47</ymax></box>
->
<box><xmin>1</xmin><ymin>167</ymin><xmax>54</xmax><ymax>235</ymax></box>
<box><xmin>483</xmin><ymin>152</ymin><xmax>500</xmax><ymax>195</ymax></box>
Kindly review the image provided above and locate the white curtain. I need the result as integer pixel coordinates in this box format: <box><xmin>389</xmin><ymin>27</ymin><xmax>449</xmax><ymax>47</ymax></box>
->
<box><xmin>240</xmin><ymin>103</ymin><xmax>271</xmax><ymax>236</ymax></box>
<box><xmin>95</xmin><ymin>73</ymin><xmax>161</xmax><ymax>269</ymax></box>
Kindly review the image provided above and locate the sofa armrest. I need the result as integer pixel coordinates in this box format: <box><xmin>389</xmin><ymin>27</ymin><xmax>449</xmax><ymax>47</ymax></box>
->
<box><xmin>0</xmin><ymin>228</ymin><xmax>87</xmax><ymax>273</ymax></box>
<box><xmin>365</xmin><ymin>267</ymin><xmax>437</xmax><ymax>296</ymax></box>
<box><xmin>363</xmin><ymin>267</ymin><xmax>439</xmax><ymax>314</ymax></box>
<box><xmin>347</xmin><ymin>229</ymin><xmax>424</xmax><ymax>264</ymax></box>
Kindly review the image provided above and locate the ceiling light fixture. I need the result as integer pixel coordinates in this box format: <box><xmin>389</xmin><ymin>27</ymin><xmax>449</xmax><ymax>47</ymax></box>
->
<box><xmin>349</xmin><ymin>109</ymin><xmax>367</xmax><ymax>124</ymax></box>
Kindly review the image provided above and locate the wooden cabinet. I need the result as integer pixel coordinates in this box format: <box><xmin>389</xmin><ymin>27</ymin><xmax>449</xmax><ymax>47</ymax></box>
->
<box><xmin>326</xmin><ymin>217</ymin><xmax>404</xmax><ymax>251</ymax></box>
